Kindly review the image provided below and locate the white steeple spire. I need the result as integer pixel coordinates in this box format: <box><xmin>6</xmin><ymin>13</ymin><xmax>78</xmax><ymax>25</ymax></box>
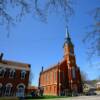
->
<box><xmin>65</xmin><ymin>26</ymin><xmax>70</xmax><ymax>38</ymax></box>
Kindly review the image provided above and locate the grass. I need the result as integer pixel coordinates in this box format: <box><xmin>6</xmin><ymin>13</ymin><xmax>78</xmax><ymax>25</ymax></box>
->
<box><xmin>0</xmin><ymin>96</ymin><xmax>70</xmax><ymax>100</ymax></box>
<box><xmin>25</xmin><ymin>95</ymin><xmax>70</xmax><ymax>99</ymax></box>
<box><xmin>0</xmin><ymin>97</ymin><xmax>19</xmax><ymax>100</ymax></box>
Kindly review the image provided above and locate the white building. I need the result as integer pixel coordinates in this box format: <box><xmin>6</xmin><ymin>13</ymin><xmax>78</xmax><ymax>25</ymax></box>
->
<box><xmin>96</xmin><ymin>82</ymin><xmax>100</xmax><ymax>90</ymax></box>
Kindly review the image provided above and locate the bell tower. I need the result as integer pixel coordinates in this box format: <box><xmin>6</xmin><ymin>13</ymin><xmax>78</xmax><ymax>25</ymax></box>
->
<box><xmin>63</xmin><ymin>27</ymin><xmax>79</xmax><ymax>93</ymax></box>
<box><xmin>63</xmin><ymin>27</ymin><xmax>76</xmax><ymax>66</ymax></box>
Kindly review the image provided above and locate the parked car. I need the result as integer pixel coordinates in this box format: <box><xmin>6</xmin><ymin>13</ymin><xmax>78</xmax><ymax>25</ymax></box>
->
<box><xmin>84</xmin><ymin>91</ymin><xmax>97</xmax><ymax>96</ymax></box>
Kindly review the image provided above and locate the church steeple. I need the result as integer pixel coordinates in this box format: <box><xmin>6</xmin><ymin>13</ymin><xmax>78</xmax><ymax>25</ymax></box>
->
<box><xmin>64</xmin><ymin>27</ymin><xmax>74</xmax><ymax>58</ymax></box>
<box><xmin>64</xmin><ymin>26</ymin><xmax>73</xmax><ymax>46</ymax></box>
<box><xmin>66</xmin><ymin>26</ymin><xmax>70</xmax><ymax>38</ymax></box>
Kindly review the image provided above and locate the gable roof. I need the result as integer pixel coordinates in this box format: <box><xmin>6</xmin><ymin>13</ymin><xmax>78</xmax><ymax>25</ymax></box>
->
<box><xmin>40</xmin><ymin>59</ymin><xmax>66</xmax><ymax>74</ymax></box>
<box><xmin>84</xmin><ymin>80</ymin><xmax>96</xmax><ymax>88</ymax></box>
<box><xmin>96</xmin><ymin>82</ymin><xmax>100</xmax><ymax>85</ymax></box>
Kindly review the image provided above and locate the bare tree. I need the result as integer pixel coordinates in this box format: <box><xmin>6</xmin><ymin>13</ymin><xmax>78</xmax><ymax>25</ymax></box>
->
<box><xmin>83</xmin><ymin>7</ymin><xmax>100</xmax><ymax>59</ymax></box>
<box><xmin>0</xmin><ymin>0</ymin><xmax>74</xmax><ymax>36</ymax></box>
<box><xmin>34</xmin><ymin>0</ymin><xmax>74</xmax><ymax>22</ymax></box>
<box><xmin>0</xmin><ymin>0</ymin><xmax>34</xmax><ymax>36</ymax></box>
<box><xmin>81</xmin><ymin>70</ymin><xmax>88</xmax><ymax>83</ymax></box>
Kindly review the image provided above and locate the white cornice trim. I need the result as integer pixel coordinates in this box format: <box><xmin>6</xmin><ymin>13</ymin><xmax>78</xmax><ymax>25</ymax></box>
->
<box><xmin>0</xmin><ymin>63</ymin><xmax>30</xmax><ymax>71</ymax></box>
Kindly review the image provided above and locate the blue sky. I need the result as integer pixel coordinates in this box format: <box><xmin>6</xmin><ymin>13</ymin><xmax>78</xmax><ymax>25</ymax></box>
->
<box><xmin>0</xmin><ymin>0</ymin><xmax>100</xmax><ymax>86</ymax></box>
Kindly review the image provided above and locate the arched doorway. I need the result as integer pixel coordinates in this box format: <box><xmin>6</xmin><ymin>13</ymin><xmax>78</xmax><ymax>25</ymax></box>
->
<box><xmin>5</xmin><ymin>83</ymin><xmax>13</xmax><ymax>96</ymax></box>
<box><xmin>16</xmin><ymin>84</ymin><xmax>25</xmax><ymax>97</ymax></box>
<box><xmin>72</xmin><ymin>84</ymin><xmax>78</xmax><ymax>96</ymax></box>
<box><xmin>0</xmin><ymin>83</ymin><xmax>2</xmax><ymax>96</ymax></box>
<box><xmin>73</xmin><ymin>84</ymin><xmax>78</xmax><ymax>92</ymax></box>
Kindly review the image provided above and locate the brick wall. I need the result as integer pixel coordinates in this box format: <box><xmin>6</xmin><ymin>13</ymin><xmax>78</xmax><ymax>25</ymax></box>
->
<box><xmin>0</xmin><ymin>62</ymin><xmax>30</xmax><ymax>97</ymax></box>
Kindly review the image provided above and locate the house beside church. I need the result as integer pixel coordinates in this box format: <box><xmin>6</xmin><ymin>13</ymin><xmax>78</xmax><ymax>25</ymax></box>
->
<box><xmin>39</xmin><ymin>28</ymin><xmax>83</xmax><ymax>96</ymax></box>
<box><xmin>96</xmin><ymin>82</ymin><xmax>100</xmax><ymax>90</ymax></box>
<box><xmin>0</xmin><ymin>53</ymin><xmax>30</xmax><ymax>97</ymax></box>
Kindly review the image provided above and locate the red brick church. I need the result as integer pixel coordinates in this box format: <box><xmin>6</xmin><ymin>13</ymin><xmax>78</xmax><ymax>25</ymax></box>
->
<box><xmin>39</xmin><ymin>28</ymin><xmax>83</xmax><ymax>96</ymax></box>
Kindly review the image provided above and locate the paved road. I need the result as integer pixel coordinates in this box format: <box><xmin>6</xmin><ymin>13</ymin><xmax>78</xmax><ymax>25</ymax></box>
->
<box><xmin>38</xmin><ymin>96</ymin><xmax>100</xmax><ymax>100</ymax></box>
<box><xmin>63</xmin><ymin>96</ymin><xmax>100</xmax><ymax>100</ymax></box>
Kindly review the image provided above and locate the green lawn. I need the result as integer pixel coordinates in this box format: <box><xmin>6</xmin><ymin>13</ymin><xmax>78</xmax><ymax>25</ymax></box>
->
<box><xmin>0</xmin><ymin>96</ymin><xmax>70</xmax><ymax>100</ymax></box>
<box><xmin>26</xmin><ymin>95</ymin><xmax>70</xmax><ymax>99</ymax></box>
<box><xmin>0</xmin><ymin>97</ymin><xmax>19</xmax><ymax>100</ymax></box>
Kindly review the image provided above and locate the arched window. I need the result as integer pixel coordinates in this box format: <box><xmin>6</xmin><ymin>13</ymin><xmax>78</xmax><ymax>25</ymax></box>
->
<box><xmin>50</xmin><ymin>72</ymin><xmax>52</xmax><ymax>81</ymax></box>
<box><xmin>16</xmin><ymin>83</ymin><xmax>25</xmax><ymax>97</ymax></box>
<box><xmin>0</xmin><ymin>83</ymin><xmax>2</xmax><ymax>95</ymax></box>
<box><xmin>46</xmin><ymin>74</ymin><xmax>48</xmax><ymax>82</ymax></box>
<box><xmin>21</xmin><ymin>70</ymin><xmax>26</xmax><ymax>79</ymax></box>
<box><xmin>54</xmin><ymin>71</ymin><xmax>57</xmax><ymax>81</ymax></box>
<box><xmin>5</xmin><ymin>83</ymin><xmax>13</xmax><ymax>96</ymax></box>
<box><xmin>72</xmin><ymin>67</ymin><xmax>76</xmax><ymax>79</ymax></box>
<box><xmin>0</xmin><ymin>68</ymin><xmax>6</xmax><ymax>77</ymax></box>
<box><xmin>9</xmin><ymin>69</ymin><xmax>15</xmax><ymax>78</ymax></box>
<box><xmin>61</xmin><ymin>71</ymin><xmax>65</xmax><ymax>80</ymax></box>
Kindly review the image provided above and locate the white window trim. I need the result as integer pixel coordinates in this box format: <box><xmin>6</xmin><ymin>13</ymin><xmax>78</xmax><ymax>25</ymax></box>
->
<box><xmin>0</xmin><ymin>68</ymin><xmax>6</xmax><ymax>78</ymax></box>
<box><xmin>16</xmin><ymin>83</ymin><xmax>25</xmax><ymax>97</ymax></box>
<box><xmin>5</xmin><ymin>83</ymin><xmax>13</xmax><ymax>96</ymax></box>
<box><xmin>21</xmin><ymin>70</ymin><xmax>26</xmax><ymax>79</ymax></box>
<box><xmin>9</xmin><ymin>69</ymin><xmax>15</xmax><ymax>78</ymax></box>
<box><xmin>17</xmin><ymin>83</ymin><xmax>25</xmax><ymax>89</ymax></box>
<box><xmin>0</xmin><ymin>83</ymin><xmax>2</xmax><ymax>94</ymax></box>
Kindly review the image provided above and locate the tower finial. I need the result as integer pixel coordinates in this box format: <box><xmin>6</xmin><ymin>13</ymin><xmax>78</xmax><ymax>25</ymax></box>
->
<box><xmin>41</xmin><ymin>66</ymin><xmax>43</xmax><ymax>72</ymax></box>
<box><xmin>66</xmin><ymin>26</ymin><xmax>70</xmax><ymax>38</ymax></box>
